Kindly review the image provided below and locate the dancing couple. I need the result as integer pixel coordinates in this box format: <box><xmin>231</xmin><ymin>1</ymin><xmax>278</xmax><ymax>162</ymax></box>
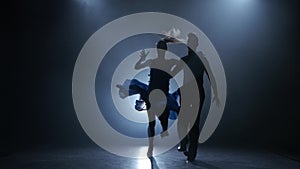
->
<box><xmin>117</xmin><ymin>32</ymin><xmax>219</xmax><ymax>162</ymax></box>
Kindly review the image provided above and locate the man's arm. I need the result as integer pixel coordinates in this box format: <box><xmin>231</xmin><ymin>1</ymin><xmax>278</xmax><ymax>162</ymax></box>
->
<box><xmin>168</xmin><ymin>59</ymin><xmax>181</xmax><ymax>76</ymax></box>
<box><xmin>202</xmin><ymin>53</ymin><xmax>220</xmax><ymax>107</ymax></box>
<box><xmin>170</xmin><ymin>56</ymin><xmax>189</xmax><ymax>77</ymax></box>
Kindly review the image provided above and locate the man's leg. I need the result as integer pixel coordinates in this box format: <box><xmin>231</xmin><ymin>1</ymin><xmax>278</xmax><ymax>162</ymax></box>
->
<box><xmin>185</xmin><ymin>98</ymin><xmax>204</xmax><ymax>161</ymax></box>
<box><xmin>177</xmin><ymin>88</ymin><xmax>189</xmax><ymax>151</ymax></box>
<box><xmin>185</xmin><ymin>113</ymin><xmax>200</xmax><ymax>161</ymax></box>
<box><xmin>177</xmin><ymin>109</ymin><xmax>189</xmax><ymax>151</ymax></box>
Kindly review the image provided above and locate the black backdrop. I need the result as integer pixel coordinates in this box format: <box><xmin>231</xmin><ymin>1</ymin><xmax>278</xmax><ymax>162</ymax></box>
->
<box><xmin>4</xmin><ymin>0</ymin><xmax>299</xmax><ymax>153</ymax></box>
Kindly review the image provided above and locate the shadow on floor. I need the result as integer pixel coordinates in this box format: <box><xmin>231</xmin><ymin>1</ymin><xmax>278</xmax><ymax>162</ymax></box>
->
<box><xmin>149</xmin><ymin>157</ymin><xmax>160</xmax><ymax>169</ymax></box>
<box><xmin>192</xmin><ymin>160</ymin><xmax>221</xmax><ymax>169</ymax></box>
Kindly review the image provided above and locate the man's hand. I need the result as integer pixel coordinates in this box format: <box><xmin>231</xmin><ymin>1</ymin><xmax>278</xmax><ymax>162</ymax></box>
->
<box><xmin>213</xmin><ymin>94</ymin><xmax>220</xmax><ymax>107</ymax></box>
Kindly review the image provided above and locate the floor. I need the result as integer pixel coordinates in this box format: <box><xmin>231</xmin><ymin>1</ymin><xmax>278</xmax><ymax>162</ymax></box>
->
<box><xmin>1</xmin><ymin>145</ymin><xmax>299</xmax><ymax>169</ymax></box>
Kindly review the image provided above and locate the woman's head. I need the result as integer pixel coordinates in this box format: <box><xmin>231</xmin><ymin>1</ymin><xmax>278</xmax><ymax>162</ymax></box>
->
<box><xmin>156</xmin><ymin>40</ymin><xmax>167</xmax><ymax>50</ymax></box>
<box><xmin>156</xmin><ymin>40</ymin><xmax>167</xmax><ymax>58</ymax></box>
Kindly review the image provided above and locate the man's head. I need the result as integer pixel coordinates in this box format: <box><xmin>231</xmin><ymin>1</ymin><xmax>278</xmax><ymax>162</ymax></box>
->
<box><xmin>156</xmin><ymin>40</ymin><xmax>167</xmax><ymax>58</ymax></box>
<box><xmin>187</xmin><ymin>33</ymin><xmax>199</xmax><ymax>51</ymax></box>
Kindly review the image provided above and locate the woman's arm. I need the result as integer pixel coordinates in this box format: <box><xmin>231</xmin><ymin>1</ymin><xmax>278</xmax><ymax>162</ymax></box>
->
<box><xmin>135</xmin><ymin>49</ymin><xmax>151</xmax><ymax>70</ymax></box>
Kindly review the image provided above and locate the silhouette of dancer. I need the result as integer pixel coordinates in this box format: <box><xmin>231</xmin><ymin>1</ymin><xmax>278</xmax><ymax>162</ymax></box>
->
<box><xmin>171</xmin><ymin>33</ymin><xmax>219</xmax><ymax>162</ymax></box>
<box><xmin>134</xmin><ymin>40</ymin><xmax>177</xmax><ymax>157</ymax></box>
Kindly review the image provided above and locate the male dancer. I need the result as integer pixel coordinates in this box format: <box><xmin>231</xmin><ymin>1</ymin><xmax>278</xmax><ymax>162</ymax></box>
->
<box><xmin>172</xmin><ymin>33</ymin><xmax>219</xmax><ymax>162</ymax></box>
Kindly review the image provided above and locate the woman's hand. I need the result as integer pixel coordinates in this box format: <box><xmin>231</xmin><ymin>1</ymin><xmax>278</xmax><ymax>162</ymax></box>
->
<box><xmin>135</xmin><ymin>49</ymin><xmax>151</xmax><ymax>70</ymax></box>
<box><xmin>163</xmin><ymin>36</ymin><xmax>180</xmax><ymax>43</ymax></box>
<box><xmin>139</xmin><ymin>49</ymin><xmax>150</xmax><ymax>61</ymax></box>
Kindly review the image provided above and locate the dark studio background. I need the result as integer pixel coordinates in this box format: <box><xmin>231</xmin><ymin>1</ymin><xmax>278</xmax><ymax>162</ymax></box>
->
<box><xmin>4</xmin><ymin>0</ymin><xmax>299</xmax><ymax>156</ymax></box>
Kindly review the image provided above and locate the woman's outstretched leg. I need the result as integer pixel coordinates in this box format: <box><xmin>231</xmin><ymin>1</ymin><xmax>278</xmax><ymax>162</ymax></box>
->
<box><xmin>158</xmin><ymin>108</ymin><xmax>170</xmax><ymax>138</ymax></box>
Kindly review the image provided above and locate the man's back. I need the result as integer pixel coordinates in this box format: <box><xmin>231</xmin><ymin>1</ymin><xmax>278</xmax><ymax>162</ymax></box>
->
<box><xmin>182</xmin><ymin>50</ymin><xmax>206</xmax><ymax>90</ymax></box>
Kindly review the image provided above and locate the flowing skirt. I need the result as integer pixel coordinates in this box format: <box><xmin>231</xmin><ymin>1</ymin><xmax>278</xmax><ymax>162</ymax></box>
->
<box><xmin>116</xmin><ymin>79</ymin><xmax>180</xmax><ymax>119</ymax></box>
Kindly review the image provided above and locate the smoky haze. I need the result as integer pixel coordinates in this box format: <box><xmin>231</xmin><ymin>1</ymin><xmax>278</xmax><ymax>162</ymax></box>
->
<box><xmin>6</xmin><ymin>0</ymin><xmax>299</xmax><ymax>153</ymax></box>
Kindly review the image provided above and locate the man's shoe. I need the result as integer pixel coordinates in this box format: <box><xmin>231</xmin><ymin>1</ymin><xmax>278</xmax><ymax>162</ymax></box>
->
<box><xmin>177</xmin><ymin>146</ymin><xmax>186</xmax><ymax>152</ymax></box>
<box><xmin>186</xmin><ymin>158</ymin><xmax>195</xmax><ymax>163</ymax></box>
<box><xmin>184</xmin><ymin>151</ymin><xmax>195</xmax><ymax>162</ymax></box>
